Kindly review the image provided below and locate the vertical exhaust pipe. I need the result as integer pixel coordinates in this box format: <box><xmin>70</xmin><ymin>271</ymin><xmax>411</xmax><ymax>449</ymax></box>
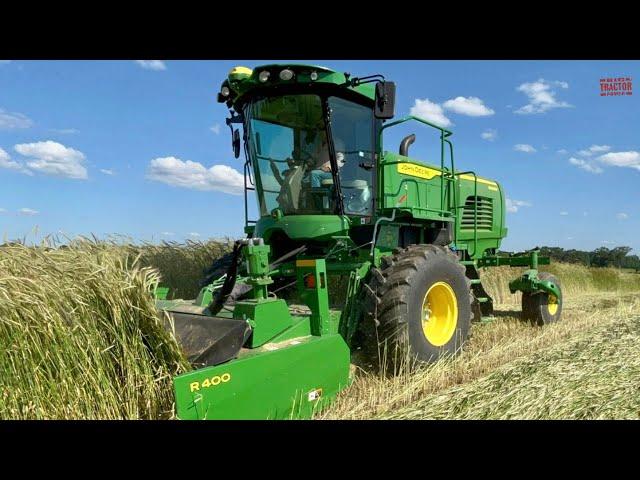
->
<box><xmin>399</xmin><ymin>134</ymin><xmax>416</xmax><ymax>156</ymax></box>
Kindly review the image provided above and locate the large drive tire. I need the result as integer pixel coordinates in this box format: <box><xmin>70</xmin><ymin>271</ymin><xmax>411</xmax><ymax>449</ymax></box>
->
<box><xmin>361</xmin><ymin>245</ymin><xmax>473</xmax><ymax>372</ymax></box>
<box><xmin>521</xmin><ymin>272</ymin><xmax>562</xmax><ymax>326</ymax></box>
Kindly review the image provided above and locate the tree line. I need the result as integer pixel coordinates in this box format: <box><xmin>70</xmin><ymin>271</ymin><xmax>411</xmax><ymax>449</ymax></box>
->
<box><xmin>501</xmin><ymin>246</ymin><xmax>640</xmax><ymax>270</ymax></box>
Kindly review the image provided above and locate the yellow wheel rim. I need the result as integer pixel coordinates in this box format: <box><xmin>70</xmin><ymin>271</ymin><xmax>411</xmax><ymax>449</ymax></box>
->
<box><xmin>548</xmin><ymin>294</ymin><xmax>559</xmax><ymax>315</ymax></box>
<box><xmin>422</xmin><ymin>281</ymin><xmax>458</xmax><ymax>347</ymax></box>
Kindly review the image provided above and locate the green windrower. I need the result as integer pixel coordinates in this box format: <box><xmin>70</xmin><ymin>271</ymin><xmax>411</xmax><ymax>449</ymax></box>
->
<box><xmin>157</xmin><ymin>63</ymin><xmax>564</xmax><ymax>420</ymax></box>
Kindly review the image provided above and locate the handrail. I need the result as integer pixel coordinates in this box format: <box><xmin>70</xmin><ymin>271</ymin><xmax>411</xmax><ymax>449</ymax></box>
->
<box><xmin>444</xmin><ymin>138</ymin><xmax>457</xmax><ymax>244</ymax></box>
<box><xmin>379</xmin><ymin>115</ymin><xmax>457</xmax><ymax>228</ymax></box>
<box><xmin>380</xmin><ymin>115</ymin><xmax>453</xmax><ymax>137</ymax></box>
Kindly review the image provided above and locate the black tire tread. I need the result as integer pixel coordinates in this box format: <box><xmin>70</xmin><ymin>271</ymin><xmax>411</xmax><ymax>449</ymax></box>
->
<box><xmin>521</xmin><ymin>271</ymin><xmax>563</xmax><ymax>326</ymax></box>
<box><xmin>360</xmin><ymin>244</ymin><xmax>474</xmax><ymax>370</ymax></box>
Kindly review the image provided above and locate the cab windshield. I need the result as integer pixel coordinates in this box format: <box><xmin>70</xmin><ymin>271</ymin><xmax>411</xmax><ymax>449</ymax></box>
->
<box><xmin>246</xmin><ymin>94</ymin><xmax>375</xmax><ymax>217</ymax></box>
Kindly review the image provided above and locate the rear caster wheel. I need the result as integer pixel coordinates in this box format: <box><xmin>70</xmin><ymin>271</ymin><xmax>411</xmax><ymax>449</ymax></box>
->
<box><xmin>522</xmin><ymin>272</ymin><xmax>562</xmax><ymax>326</ymax></box>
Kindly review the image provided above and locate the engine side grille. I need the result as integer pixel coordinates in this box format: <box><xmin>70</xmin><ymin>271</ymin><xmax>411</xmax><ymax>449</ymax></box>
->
<box><xmin>461</xmin><ymin>196</ymin><xmax>493</xmax><ymax>231</ymax></box>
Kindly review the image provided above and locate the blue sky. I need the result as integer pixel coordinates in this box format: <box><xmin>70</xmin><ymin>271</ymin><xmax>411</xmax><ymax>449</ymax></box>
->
<box><xmin>0</xmin><ymin>59</ymin><xmax>638</xmax><ymax>253</ymax></box>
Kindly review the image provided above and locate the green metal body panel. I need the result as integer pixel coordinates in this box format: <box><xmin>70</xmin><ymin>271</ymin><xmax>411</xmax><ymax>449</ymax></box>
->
<box><xmin>254</xmin><ymin>215</ymin><xmax>351</xmax><ymax>242</ymax></box>
<box><xmin>296</xmin><ymin>259</ymin><xmax>332</xmax><ymax>336</ymax></box>
<box><xmin>381</xmin><ymin>152</ymin><xmax>454</xmax><ymax>221</ymax></box>
<box><xmin>233</xmin><ymin>298</ymin><xmax>293</xmax><ymax>347</ymax></box>
<box><xmin>379</xmin><ymin>151</ymin><xmax>505</xmax><ymax>258</ymax></box>
<box><xmin>269</xmin><ymin>315</ymin><xmax>312</xmax><ymax>343</ymax></box>
<box><xmin>173</xmin><ymin>333</ymin><xmax>351</xmax><ymax>420</ymax></box>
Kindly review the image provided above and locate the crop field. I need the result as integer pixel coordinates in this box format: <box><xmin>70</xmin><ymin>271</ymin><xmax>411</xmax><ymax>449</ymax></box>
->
<box><xmin>1</xmin><ymin>240</ymin><xmax>639</xmax><ymax>420</ymax></box>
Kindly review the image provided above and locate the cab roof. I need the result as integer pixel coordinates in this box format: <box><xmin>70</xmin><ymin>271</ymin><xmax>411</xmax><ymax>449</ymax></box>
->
<box><xmin>220</xmin><ymin>64</ymin><xmax>376</xmax><ymax>110</ymax></box>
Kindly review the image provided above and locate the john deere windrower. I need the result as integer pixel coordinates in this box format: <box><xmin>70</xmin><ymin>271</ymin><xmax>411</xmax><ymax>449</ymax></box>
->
<box><xmin>156</xmin><ymin>64</ymin><xmax>563</xmax><ymax>419</ymax></box>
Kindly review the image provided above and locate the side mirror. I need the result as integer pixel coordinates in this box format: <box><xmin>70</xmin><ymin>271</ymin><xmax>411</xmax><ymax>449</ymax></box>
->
<box><xmin>233</xmin><ymin>129</ymin><xmax>241</xmax><ymax>158</ymax></box>
<box><xmin>374</xmin><ymin>81</ymin><xmax>396</xmax><ymax>119</ymax></box>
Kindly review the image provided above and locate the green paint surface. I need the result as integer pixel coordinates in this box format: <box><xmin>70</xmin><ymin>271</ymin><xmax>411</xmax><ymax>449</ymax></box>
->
<box><xmin>174</xmin><ymin>334</ymin><xmax>350</xmax><ymax>420</ymax></box>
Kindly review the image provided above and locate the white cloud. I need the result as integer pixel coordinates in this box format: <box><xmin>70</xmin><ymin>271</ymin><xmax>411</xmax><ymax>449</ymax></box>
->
<box><xmin>560</xmin><ymin>211</ymin><xmax>569</xmax><ymax>216</ymax></box>
<box><xmin>210</xmin><ymin>124</ymin><xmax>221</xmax><ymax>135</ymax></box>
<box><xmin>14</xmin><ymin>141</ymin><xmax>88</xmax><ymax>180</ymax></box>
<box><xmin>161</xmin><ymin>231</ymin><xmax>174</xmax><ymax>236</ymax></box>
<box><xmin>557</xmin><ymin>149</ymin><xmax>568</xmax><ymax>155</ymax></box>
<box><xmin>188</xmin><ymin>232</ymin><xmax>201</xmax><ymax>237</ymax></box>
<box><xmin>410</xmin><ymin>98</ymin><xmax>452</xmax><ymax>128</ymax></box>
<box><xmin>481</xmin><ymin>129</ymin><xmax>497</xmax><ymax>141</ymax></box>
<box><xmin>100</xmin><ymin>169</ymin><xmax>114</xmax><ymax>175</ymax></box>
<box><xmin>410</xmin><ymin>96</ymin><xmax>494</xmax><ymax>128</ymax></box>
<box><xmin>568</xmin><ymin>157</ymin><xmax>603</xmax><ymax>174</ymax></box>
<box><xmin>514</xmin><ymin>79</ymin><xmax>572</xmax><ymax>115</ymax></box>
<box><xmin>0</xmin><ymin>147</ymin><xmax>32</xmax><ymax>175</ymax></box>
<box><xmin>19</xmin><ymin>208</ymin><xmax>39</xmax><ymax>216</ymax></box>
<box><xmin>590</xmin><ymin>145</ymin><xmax>611</xmax><ymax>153</ymax></box>
<box><xmin>135</xmin><ymin>60</ymin><xmax>166</xmax><ymax>71</ymax></box>
<box><xmin>0</xmin><ymin>147</ymin><xmax>13</xmax><ymax>163</ymax></box>
<box><xmin>578</xmin><ymin>145</ymin><xmax>611</xmax><ymax>157</ymax></box>
<box><xmin>602</xmin><ymin>240</ymin><xmax>614</xmax><ymax>245</ymax></box>
<box><xmin>616</xmin><ymin>212</ymin><xmax>629</xmax><ymax>220</ymax></box>
<box><xmin>514</xmin><ymin>144</ymin><xmax>536</xmax><ymax>153</ymax></box>
<box><xmin>506</xmin><ymin>198</ymin><xmax>532</xmax><ymax>213</ymax></box>
<box><xmin>0</xmin><ymin>208</ymin><xmax>6</xmax><ymax>213</ymax></box>
<box><xmin>50</xmin><ymin>128</ymin><xmax>79</xmax><ymax>135</ymax></box>
<box><xmin>442</xmin><ymin>96</ymin><xmax>494</xmax><ymax>116</ymax></box>
<box><xmin>0</xmin><ymin>109</ymin><xmax>33</xmax><ymax>129</ymax></box>
<box><xmin>146</xmin><ymin>156</ymin><xmax>244</xmax><ymax>195</ymax></box>
<box><xmin>597</xmin><ymin>151</ymin><xmax>640</xmax><ymax>171</ymax></box>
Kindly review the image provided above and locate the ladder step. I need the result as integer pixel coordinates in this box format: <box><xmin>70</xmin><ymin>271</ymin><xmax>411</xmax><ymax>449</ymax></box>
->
<box><xmin>460</xmin><ymin>261</ymin><xmax>476</xmax><ymax>265</ymax></box>
<box><xmin>469</xmin><ymin>279</ymin><xmax>482</xmax><ymax>284</ymax></box>
<box><xmin>476</xmin><ymin>297</ymin><xmax>490</xmax><ymax>303</ymax></box>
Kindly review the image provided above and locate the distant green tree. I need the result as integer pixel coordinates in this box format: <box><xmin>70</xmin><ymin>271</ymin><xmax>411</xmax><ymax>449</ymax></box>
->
<box><xmin>591</xmin><ymin>247</ymin><xmax>611</xmax><ymax>267</ymax></box>
<box><xmin>621</xmin><ymin>254</ymin><xmax>640</xmax><ymax>270</ymax></box>
<box><xmin>523</xmin><ymin>245</ymin><xmax>637</xmax><ymax>269</ymax></box>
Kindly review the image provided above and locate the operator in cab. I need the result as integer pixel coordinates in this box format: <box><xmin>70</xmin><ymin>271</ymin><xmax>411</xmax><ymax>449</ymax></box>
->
<box><xmin>306</xmin><ymin>135</ymin><xmax>345</xmax><ymax>188</ymax></box>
